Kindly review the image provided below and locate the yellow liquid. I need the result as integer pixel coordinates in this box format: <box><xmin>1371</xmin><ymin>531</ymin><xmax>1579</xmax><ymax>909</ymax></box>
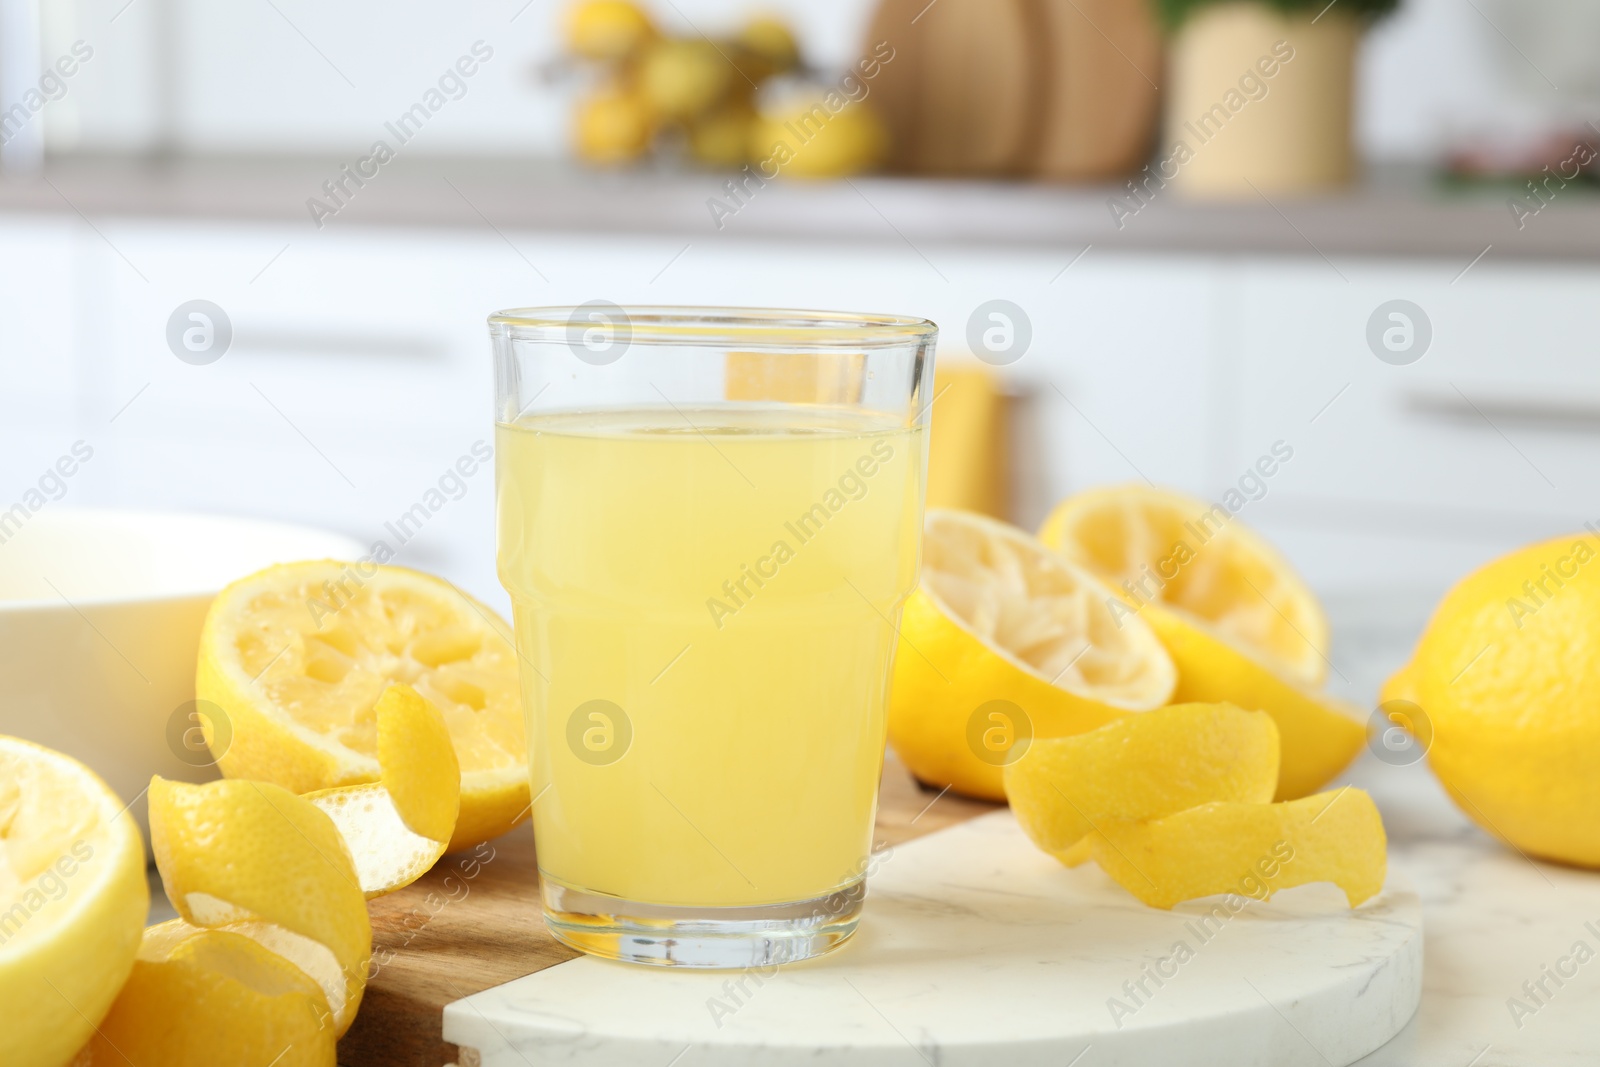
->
<box><xmin>496</xmin><ymin>405</ymin><xmax>924</xmax><ymax>908</ymax></box>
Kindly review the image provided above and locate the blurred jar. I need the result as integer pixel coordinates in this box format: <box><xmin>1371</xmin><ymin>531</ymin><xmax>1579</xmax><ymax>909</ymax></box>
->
<box><xmin>1164</xmin><ymin>2</ymin><xmax>1360</xmax><ymax>196</ymax></box>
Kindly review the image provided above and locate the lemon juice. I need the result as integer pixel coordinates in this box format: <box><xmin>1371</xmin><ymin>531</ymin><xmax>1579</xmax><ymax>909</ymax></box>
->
<box><xmin>496</xmin><ymin>404</ymin><xmax>923</xmax><ymax>909</ymax></box>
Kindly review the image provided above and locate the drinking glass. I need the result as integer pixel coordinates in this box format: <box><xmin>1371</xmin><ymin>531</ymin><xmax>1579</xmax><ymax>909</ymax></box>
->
<box><xmin>492</xmin><ymin>306</ymin><xmax>936</xmax><ymax>967</ymax></box>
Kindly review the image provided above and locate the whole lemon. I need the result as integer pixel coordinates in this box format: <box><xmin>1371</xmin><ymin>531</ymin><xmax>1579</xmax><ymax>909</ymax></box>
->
<box><xmin>564</xmin><ymin>0</ymin><xmax>655</xmax><ymax>61</ymax></box>
<box><xmin>735</xmin><ymin>15</ymin><xmax>800</xmax><ymax>79</ymax></box>
<box><xmin>574</xmin><ymin>84</ymin><xmax>656</xmax><ymax>163</ymax></box>
<box><xmin>689</xmin><ymin>99</ymin><xmax>757</xmax><ymax>167</ymax></box>
<box><xmin>639</xmin><ymin>39</ymin><xmax>734</xmax><ymax>120</ymax></box>
<box><xmin>1383</xmin><ymin>534</ymin><xmax>1600</xmax><ymax>867</ymax></box>
<box><xmin>750</xmin><ymin>95</ymin><xmax>888</xmax><ymax>178</ymax></box>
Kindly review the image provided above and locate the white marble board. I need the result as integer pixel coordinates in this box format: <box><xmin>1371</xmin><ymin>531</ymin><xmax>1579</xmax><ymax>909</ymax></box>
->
<box><xmin>443</xmin><ymin>811</ymin><xmax>1423</xmax><ymax>1067</ymax></box>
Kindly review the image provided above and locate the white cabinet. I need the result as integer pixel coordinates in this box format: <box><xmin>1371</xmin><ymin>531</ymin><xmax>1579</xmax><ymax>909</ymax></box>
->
<box><xmin>467</xmin><ymin>234</ymin><xmax>1221</xmax><ymax>518</ymax></box>
<box><xmin>1230</xmin><ymin>258</ymin><xmax>1600</xmax><ymax>597</ymax></box>
<box><xmin>5</xmin><ymin>213</ymin><xmax>1596</xmax><ymax>613</ymax></box>
<box><xmin>56</xmin><ymin>221</ymin><xmax>518</xmax><ymax>601</ymax></box>
<box><xmin>0</xmin><ymin>218</ymin><xmax>80</xmax><ymax>446</ymax></box>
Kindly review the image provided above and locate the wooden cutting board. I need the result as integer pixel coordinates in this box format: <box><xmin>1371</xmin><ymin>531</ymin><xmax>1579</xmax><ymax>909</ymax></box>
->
<box><xmin>336</xmin><ymin>754</ymin><xmax>1001</xmax><ymax>1067</ymax></box>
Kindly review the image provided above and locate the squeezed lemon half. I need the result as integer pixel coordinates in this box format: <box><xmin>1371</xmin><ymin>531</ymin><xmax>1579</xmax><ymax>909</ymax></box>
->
<box><xmin>1039</xmin><ymin>483</ymin><xmax>1329</xmax><ymax>682</ymax></box>
<box><xmin>887</xmin><ymin>509</ymin><xmax>1177</xmax><ymax>800</ymax></box>
<box><xmin>197</xmin><ymin>560</ymin><xmax>528</xmax><ymax>851</ymax></box>
<box><xmin>1039</xmin><ymin>486</ymin><xmax>1364</xmax><ymax>798</ymax></box>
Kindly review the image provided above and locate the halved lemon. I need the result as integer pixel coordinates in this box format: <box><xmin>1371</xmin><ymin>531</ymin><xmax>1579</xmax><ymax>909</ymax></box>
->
<box><xmin>1039</xmin><ymin>484</ymin><xmax>1328</xmax><ymax>683</ymax></box>
<box><xmin>887</xmin><ymin>510</ymin><xmax>1177</xmax><ymax>800</ymax></box>
<box><xmin>197</xmin><ymin>561</ymin><xmax>528</xmax><ymax>851</ymax></box>
<box><xmin>1039</xmin><ymin>486</ymin><xmax>1364</xmax><ymax>799</ymax></box>
<box><xmin>0</xmin><ymin>737</ymin><xmax>148</xmax><ymax>1067</ymax></box>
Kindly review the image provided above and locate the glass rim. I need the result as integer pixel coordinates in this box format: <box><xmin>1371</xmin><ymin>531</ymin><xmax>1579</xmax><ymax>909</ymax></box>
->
<box><xmin>488</xmin><ymin>305</ymin><xmax>938</xmax><ymax>349</ymax></box>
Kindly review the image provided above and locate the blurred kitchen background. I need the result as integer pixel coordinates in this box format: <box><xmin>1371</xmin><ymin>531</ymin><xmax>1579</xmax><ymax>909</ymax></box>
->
<box><xmin>5</xmin><ymin>0</ymin><xmax>1600</xmax><ymax>706</ymax></box>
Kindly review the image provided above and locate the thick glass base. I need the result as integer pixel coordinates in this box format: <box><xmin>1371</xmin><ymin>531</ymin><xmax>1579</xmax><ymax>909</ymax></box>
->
<box><xmin>541</xmin><ymin>875</ymin><xmax>865</xmax><ymax>969</ymax></box>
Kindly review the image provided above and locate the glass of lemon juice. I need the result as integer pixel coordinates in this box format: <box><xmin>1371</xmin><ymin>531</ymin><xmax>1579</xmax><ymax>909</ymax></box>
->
<box><xmin>492</xmin><ymin>307</ymin><xmax>936</xmax><ymax>967</ymax></box>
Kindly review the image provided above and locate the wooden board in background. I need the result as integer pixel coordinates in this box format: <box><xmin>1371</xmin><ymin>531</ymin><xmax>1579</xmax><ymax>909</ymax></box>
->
<box><xmin>337</xmin><ymin>754</ymin><xmax>1001</xmax><ymax>1067</ymax></box>
<box><xmin>1034</xmin><ymin>0</ymin><xmax>1163</xmax><ymax>181</ymax></box>
<box><xmin>864</xmin><ymin>0</ymin><xmax>1161</xmax><ymax>181</ymax></box>
<box><xmin>866</xmin><ymin>0</ymin><xmax>1051</xmax><ymax>176</ymax></box>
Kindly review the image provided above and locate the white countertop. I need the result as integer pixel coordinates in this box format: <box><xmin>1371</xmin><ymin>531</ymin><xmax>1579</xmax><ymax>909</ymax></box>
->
<box><xmin>1341</xmin><ymin>753</ymin><xmax>1599</xmax><ymax>1067</ymax></box>
<box><xmin>4</xmin><ymin>156</ymin><xmax>1598</xmax><ymax>261</ymax></box>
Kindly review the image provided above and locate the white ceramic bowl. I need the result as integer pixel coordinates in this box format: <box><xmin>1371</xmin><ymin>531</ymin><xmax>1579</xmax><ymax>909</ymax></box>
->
<box><xmin>0</xmin><ymin>509</ymin><xmax>365</xmax><ymax>824</ymax></box>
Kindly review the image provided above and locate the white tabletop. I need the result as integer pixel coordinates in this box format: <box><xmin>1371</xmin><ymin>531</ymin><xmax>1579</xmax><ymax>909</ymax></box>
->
<box><xmin>1342</xmin><ymin>754</ymin><xmax>1599</xmax><ymax>1067</ymax></box>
